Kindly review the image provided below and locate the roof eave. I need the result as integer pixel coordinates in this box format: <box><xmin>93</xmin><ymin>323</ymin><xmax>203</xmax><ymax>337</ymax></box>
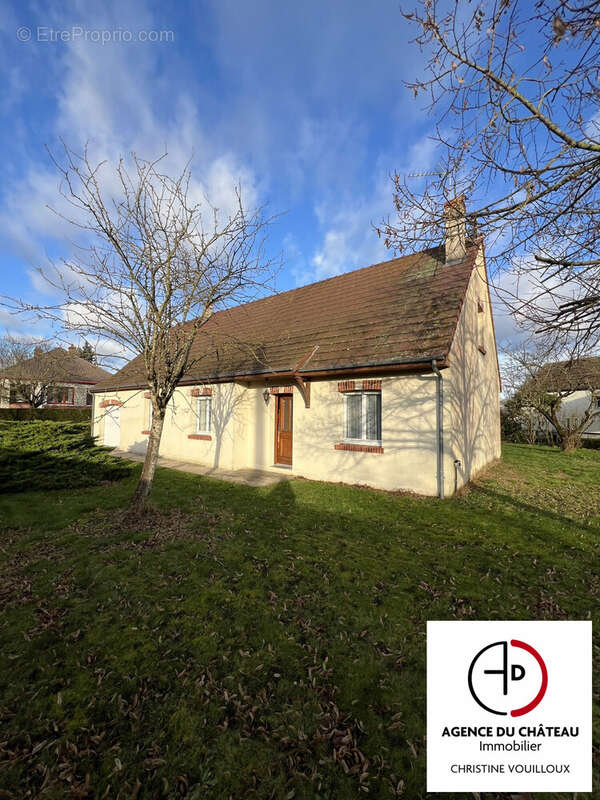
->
<box><xmin>90</xmin><ymin>355</ymin><xmax>449</xmax><ymax>393</ymax></box>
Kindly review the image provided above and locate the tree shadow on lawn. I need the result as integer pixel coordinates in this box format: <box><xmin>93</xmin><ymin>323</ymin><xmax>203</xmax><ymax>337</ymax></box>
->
<box><xmin>472</xmin><ymin>483</ymin><xmax>600</xmax><ymax>533</ymax></box>
<box><xmin>165</xmin><ymin>468</ymin><xmax>596</xmax><ymax>566</ymax></box>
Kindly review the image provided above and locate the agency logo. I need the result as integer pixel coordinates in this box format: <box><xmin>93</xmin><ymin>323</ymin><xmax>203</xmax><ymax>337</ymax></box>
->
<box><xmin>427</xmin><ymin>622</ymin><xmax>591</xmax><ymax>792</ymax></box>
<box><xmin>468</xmin><ymin>639</ymin><xmax>548</xmax><ymax>717</ymax></box>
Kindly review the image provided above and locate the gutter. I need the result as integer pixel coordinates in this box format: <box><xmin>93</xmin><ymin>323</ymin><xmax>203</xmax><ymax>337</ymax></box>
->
<box><xmin>90</xmin><ymin>356</ymin><xmax>449</xmax><ymax>394</ymax></box>
<box><xmin>431</xmin><ymin>359</ymin><xmax>445</xmax><ymax>499</ymax></box>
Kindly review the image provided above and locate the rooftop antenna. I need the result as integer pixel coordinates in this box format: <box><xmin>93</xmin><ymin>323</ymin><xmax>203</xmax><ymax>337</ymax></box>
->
<box><xmin>407</xmin><ymin>160</ymin><xmax>446</xmax><ymax>179</ymax></box>
<box><xmin>407</xmin><ymin>169</ymin><xmax>445</xmax><ymax>178</ymax></box>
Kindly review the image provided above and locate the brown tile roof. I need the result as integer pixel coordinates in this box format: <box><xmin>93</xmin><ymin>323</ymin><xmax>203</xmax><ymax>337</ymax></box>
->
<box><xmin>534</xmin><ymin>357</ymin><xmax>600</xmax><ymax>392</ymax></box>
<box><xmin>2</xmin><ymin>347</ymin><xmax>111</xmax><ymax>384</ymax></box>
<box><xmin>95</xmin><ymin>243</ymin><xmax>480</xmax><ymax>391</ymax></box>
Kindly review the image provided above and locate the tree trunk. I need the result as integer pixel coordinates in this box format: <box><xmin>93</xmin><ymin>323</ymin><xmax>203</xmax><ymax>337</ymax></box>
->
<box><xmin>560</xmin><ymin>432</ymin><xmax>581</xmax><ymax>451</ymax></box>
<box><xmin>130</xmin><ymin>409</ymin><xmax>165</xmax><ymax>510</ymax></box>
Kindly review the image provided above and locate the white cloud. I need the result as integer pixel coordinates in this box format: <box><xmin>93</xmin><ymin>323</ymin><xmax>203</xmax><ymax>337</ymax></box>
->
<box><xmin>304</xmin><ymin>131</ymin><xmax>441</xmax><ymax>283</ymax></box>
<box><xmin>1</xmin><ymin>0</ymin><xmax>260</xmax><ymax>301</ymax></box>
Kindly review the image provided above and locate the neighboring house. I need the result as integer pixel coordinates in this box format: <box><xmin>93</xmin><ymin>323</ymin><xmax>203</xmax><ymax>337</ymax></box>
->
<box><xmin>91</xmin><ymin>198</ymin><xmax>501</xmax><ymax>497</ymax></box>
<box><xmin>0</xmin><ymin>345</ymin><xmax>111</xmax><ymax>409</ymax></box>
<box><xmin>527</xmin><ymin>357</ymin><xmax>600</xmax><ymax>441</ymax></box>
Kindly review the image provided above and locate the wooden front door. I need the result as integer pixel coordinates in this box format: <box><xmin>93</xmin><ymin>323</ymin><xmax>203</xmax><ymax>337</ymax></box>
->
<box><xmin>274</xmin><ymin>394</ymin><xmax>293</xmax><ymax>465</ymax></box>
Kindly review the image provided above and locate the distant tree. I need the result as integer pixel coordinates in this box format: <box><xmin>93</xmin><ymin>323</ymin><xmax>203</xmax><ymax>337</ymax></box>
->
<box><xmin>76</xmin><ymin>340</ymin><xmax>96</xmax><ymax>363</ymax></box>
<box><xmin>0</xmin><ymin>334</ymin><xmax>31</xmax><ymax>371</ymax></box>
<box><xmin>501</xmin><ymin>390</ymin><xmax>556</xmax><ymax>446</ymax></box>
<box><xmin>502</xmin><ymin>339</ymin><xmax>600</xmax><ymax>450</ymax></box>
<box><xmin>8</xmin><ymin>146</ymin><xmax>278</xmax><ymax>510</ymax></box>
<box><xmin>0</xmin><ymin>335</ymin><xmax>60</xmax><ymax>407</ymax></box>
<box><xmin>381</xmin><ymin>1</ymin><xmax>600</xmax><ymax>347</ymax></box>
<box><xmin>500</xmin><ymin>393</ymin><xmax>529</xmax><ymax>444</ymax></box>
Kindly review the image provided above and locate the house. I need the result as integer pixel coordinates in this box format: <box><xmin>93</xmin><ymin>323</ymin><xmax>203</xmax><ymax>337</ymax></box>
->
<box><xmin>0</xmin><ymin>345</ymin><xmax>111</xmax><ymax>409</ymax></box>
<box><xmin>524</xmin><ymin>357</ymin><xmax>600</xmax><ymax>441</ymax></box>
<box><xmin>91</xmin><ymin>198</ymin><xmax>501</xmax><ymax>497</ymax></box>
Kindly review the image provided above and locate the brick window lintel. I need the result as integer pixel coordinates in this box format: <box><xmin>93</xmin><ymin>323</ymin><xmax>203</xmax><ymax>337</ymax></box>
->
<box><xmin>334</xmin><ymin>442</ymin><xmax>384</xmax><ymax>454</ymax></box>
<box><xmin>338</xmin><ymin>380</ymin><xmax>382</xmax><ymax>393</ymax></box>
<box><xmin>362</xmin><ymin>379</ymin><xmax>382</xmax><ymax>391</ymax></box>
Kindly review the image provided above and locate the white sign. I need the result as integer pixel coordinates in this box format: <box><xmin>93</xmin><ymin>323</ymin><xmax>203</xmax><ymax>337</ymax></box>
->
<box><xmin>427</xmin><ymin>621</ymin><xmax>591</xmax><ymax>792</ymax></box>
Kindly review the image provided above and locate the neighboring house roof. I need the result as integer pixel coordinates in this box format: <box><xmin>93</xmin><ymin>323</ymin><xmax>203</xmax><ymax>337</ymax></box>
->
<box><xmin>534</xmin><ymin>357</ymin><xmax>600</xmax><ymax>393</ymax></box>
<box><xmin>94</xmin><ymin>242</ymin><xmax>481</xmax><ymax>392</ymax></box>
<box><xmin>1</xmin><ymin>347</ymin><xmax>111</xmax><ymax>384</ymax></box>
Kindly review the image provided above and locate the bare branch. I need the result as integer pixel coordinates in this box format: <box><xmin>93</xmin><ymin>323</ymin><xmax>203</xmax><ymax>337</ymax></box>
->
<box><xmin>2</xmin><ymin>146</ymin><xmax>279</xmax><ymax>505</ymax></box>
<box><xmin>383</xmin><ymin>0</ymin><xmax>600</xmax><ymax>346</ymax></box>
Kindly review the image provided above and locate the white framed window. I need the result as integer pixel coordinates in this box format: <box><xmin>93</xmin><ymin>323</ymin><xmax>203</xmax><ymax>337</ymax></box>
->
<box><xmin>343</xmin><ymin>391</ymin><xmax>381</xmax><ymax>443</ymax></box>
<box><xmin>196</xmin><ymin>396</ymin><xmax>212</xmax><ymax>434</ymax></box>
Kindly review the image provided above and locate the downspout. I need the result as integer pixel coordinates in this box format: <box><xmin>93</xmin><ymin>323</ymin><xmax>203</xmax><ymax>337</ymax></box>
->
<box><xmin>431</xmin><ymin>359</ymin><xmax>444</xmax><ymax>499</ymax></box>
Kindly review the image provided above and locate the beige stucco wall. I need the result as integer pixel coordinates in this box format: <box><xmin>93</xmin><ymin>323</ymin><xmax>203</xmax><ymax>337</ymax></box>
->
<box><xmin>292</xmin><ymin>376</ymin><xmax>440</xmax><ymax>494</ymax></box>
<box><xmin>443</xmin><ymin>248</ymin><xmax>502</xmax><ymax>492</ymax></box>
<box><xmin>91</xmin><ymin>253</ymin><xmax>501</xmax><ymax>496</ymax></box>
<box><xmin>92</xmin><ymin>374</ymin><xmax>443</xmax><ymax>494</ymax></box>
<box><xmin>233</xmin><ymin>376</ymin><xmax>441</xmax><ymax>496</ymax></box>
<box><xmin>92</xmin><ymin>384</ymin><xmax>250</xmax><ymax>469</ymax></box>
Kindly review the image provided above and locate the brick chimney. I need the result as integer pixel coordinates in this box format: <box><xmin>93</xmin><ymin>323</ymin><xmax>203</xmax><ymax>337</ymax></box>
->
<box><xmin>444</xmin><ymin>196</ymin><xmax>467</xmax><ymax>264</ymax></box>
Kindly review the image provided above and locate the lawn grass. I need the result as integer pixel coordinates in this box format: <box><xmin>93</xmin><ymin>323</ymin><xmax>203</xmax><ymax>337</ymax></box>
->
<box><xmin>0</xmin><ymin>426</ymin><xmax>598</xmax><ymax>798</ymax></box>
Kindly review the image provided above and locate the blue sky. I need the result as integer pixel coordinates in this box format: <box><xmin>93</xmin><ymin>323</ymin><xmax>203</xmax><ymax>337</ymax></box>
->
<box><xmin>0</xmin><ymin>0</ymin><xmax>516</xmax><ymax>350</ymax></box>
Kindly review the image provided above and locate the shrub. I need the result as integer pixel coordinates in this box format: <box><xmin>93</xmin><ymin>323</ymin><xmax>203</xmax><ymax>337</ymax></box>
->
<box><xmin>581</xmin><ymin>437</ymin><xmax>600</xmax><ymax>450</ymax></box>
<box><xmin>0</xmin><ymin>420</ymin><xmax>132</xmax><ymax>493</ymax></box>
<box><xmin>0</xmin><ymin>407</ymin><xmax>92</xmax><ymax>422</ymax></box>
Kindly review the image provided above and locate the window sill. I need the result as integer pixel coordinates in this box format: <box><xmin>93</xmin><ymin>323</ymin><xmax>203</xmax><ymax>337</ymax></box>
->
<box><xmin>335</xmin><ymin>442</ymin><xmax>384</xmax><ymax>454</ymax></box>
<box><xmin>188</xmin><ymin>433</ymin><xmax>212</xmax><ymax>441</ymax></box>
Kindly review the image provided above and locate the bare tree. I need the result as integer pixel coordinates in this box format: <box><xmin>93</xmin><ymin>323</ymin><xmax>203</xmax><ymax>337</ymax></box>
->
<box><xmin>0</xmin><ymin>335</ymin><xmax>60</xmax><ymax>407</ymax></box>
<box><xmin>502</xmin><ymin>337</ymin><xmax>600</xmax><ymax>450</ymax></box>
<box><xmin>6</xmin><ymin>146</ymin><xmax>278</xmax><ymax>508</ymax></box>
<box><xmin>380</xmin><ymin>1</ymin><xmax>600</xmax><ymax>345</ymax></box>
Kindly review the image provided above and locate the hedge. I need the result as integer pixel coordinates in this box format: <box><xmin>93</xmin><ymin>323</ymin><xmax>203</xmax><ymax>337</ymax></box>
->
<box><xmin>0</xmin><ymin>420</ymin><xmax>132</xmax><ymax>493</ymax></box>
<box><xmin>582</xmin><ymin>437</ymin><xmax>600</xmax><ymax>450</ymax></box>
<box><xmin>0</xmin><ymin>407</ymin><xmax>92</xmax><ymax>422</ymax></box>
